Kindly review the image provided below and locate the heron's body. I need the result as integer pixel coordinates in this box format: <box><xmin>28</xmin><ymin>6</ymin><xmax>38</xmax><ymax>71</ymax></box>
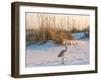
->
<box><xmin>58</xmin><ymin>50</ymin><xmax>66</xmax><ymax>57</ymax></box>
<box><xmin>58</xmin><ymin>43</ymin><xmax>67</xmax><ymax>57</ymax></box>
<box><xmin>58</xmin><ymin>43</ymin><xmax>67</xmax><ymax>64</ymax></box>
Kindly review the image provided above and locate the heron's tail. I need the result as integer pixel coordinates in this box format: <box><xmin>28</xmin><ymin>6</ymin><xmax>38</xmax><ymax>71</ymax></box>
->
<box><xmin>58</xmin><ymin>53</ymin><xmax>63</xmax><ymax>57</ymax></box>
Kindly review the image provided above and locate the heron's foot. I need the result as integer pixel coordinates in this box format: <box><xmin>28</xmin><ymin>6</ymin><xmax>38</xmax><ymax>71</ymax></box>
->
<box><xmin>61</xmin><ymin>62</ymin><xmax>65</xmax><ymax>65</ymax></box>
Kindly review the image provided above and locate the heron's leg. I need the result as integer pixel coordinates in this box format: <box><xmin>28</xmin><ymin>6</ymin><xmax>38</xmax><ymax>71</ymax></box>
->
<box><xmin>61</xmin><ymin>55</ymin><xmax>64</xmax><ymax>64</ymax></box>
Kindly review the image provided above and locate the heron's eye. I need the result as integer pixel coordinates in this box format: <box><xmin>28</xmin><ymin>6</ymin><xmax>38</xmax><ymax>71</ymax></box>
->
<box><xmin>63</xmin><ymin>41</ymin><xmax>66</xmax><ymax>44</ymax></box>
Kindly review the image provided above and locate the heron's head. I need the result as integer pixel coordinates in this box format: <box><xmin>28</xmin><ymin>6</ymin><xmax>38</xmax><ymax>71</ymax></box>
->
<box><xmin>63</xmin><ymin>40</ymin><xmax>72</xmax><ymax>46</ymax></box>
<box><xmin>63</xmin><ymin>41</ymin><xmax>67</xmax><ymax>46</ymax></box>
<box><xmin>63</xmin><ymin>41</ymin><xmax>66</xmax><ymax>44</ymax></box>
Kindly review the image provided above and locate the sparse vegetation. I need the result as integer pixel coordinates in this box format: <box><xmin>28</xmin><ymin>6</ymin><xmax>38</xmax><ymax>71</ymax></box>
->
<box><xmin>26</xmin><ymin>28</ymin><xmax>73</xmax><ymax>46</ymax></box>
<box><xmin>26</xmin><ymin>13</ymin><xmax>89</xmax><ymax>46</ymax></box>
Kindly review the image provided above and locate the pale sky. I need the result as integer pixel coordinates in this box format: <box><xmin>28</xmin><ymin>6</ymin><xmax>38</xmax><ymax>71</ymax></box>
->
<box><xmin>26</xmin><ymin>13</ymin><xmax>89</xmax><ymax>31</ymax></box>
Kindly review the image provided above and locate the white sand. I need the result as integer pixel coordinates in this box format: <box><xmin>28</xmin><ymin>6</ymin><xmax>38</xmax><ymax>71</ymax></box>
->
<box><xmin>26</xmin><ymin>40</ymin><xmax>89</xmax><ymax>67</ymax></box>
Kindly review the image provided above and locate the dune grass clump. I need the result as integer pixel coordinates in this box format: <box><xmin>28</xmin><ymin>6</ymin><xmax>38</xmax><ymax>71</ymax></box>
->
<box><xmin>25</xmin><ymin>14</ymin><xmax>89</xmax><ymax>46</ymax></box>
<box><xmin>26</xmin><ymin>27</ymin><xmax>73</xmax><ymax>46</ymax></box>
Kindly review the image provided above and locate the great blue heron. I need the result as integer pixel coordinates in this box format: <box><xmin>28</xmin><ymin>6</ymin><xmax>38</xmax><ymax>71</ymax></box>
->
<box><xmin>58</xmin><ymin>42</ymin><xmax>67</xmax><ymax>64</ymax></box>
<box><xmin>57</xmin><ymin>40</ymin><xmax>84</xmax><ymax>64</ymax></box>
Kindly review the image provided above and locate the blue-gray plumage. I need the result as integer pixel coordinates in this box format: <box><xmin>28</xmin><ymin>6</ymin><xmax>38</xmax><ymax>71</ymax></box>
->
<box><xmin>58</xmin><ymin>43</ymin><xmax>67</xmax><ymax>57</ymax></box>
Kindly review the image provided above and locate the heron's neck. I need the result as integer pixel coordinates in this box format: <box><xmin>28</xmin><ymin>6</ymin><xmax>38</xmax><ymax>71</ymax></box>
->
<box><xmin>64</xmin><ymin>43</ymin><xmax>67</xmax><ymax>51</ymax></box>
